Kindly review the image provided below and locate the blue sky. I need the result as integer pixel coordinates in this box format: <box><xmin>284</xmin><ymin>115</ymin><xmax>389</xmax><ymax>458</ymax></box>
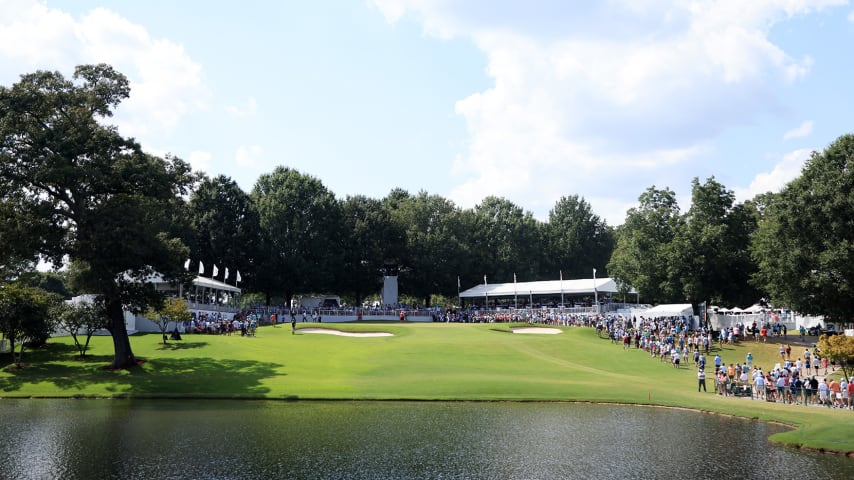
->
<box><xmin>1</xmin><ymin>0</ymin><xmax>852</xmax><ymax>226</ymax></box>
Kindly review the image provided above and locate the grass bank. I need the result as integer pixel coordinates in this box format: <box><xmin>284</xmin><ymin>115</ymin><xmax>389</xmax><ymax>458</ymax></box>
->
<box><xmin>1</xmin><ymin>323</ymin><xmax>852</xmax><ymax>454</ymax></box>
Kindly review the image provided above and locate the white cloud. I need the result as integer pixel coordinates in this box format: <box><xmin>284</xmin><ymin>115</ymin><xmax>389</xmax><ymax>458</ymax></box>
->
<box><xmin>235</xmin><ymin>145</ymin><xmax>265</xmax><ymax>170</ymax></box>
<box><xmin>849</xmin><ymin>10</ymin><xmax>854</xmax><ymax>22</ymax></box>
<box><xmin>0</xmin><ymin>1</ymin><xmax>206</xmax><ymax>139</ymax></box>
<box><xmin>370</xmin><ymin>0</ymin><xmax>843</xmax><ymax>223</ymax></box>
<box><xmin>734</xmin><ymin>148</ymin><xmax>811</xmax><ymax>202</ymax></box>
<box><xmin>783</xmin><ymin>120</ymin><xmax>814</xmax><ymax>140</ymax></box>
<box><xmin>188</xmin><ymin>151</ymin><xmax>214</xmax><ymax>175</ymax></box>
<box><xmin>225</xmin><ymin>97</ymin><xmax>258</xmax><ymax>118</ymax></box>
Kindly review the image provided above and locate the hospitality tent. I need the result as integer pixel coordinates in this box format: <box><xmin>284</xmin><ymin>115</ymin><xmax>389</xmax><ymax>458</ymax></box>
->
<box><xmin>635</xmin><ymin>303</ymin><xmax>697</xmax><ymax>328</ymax></box>
<box><xmin>459</xmin><ymin>277</ymin><xmax>619</xmax><ymax>299</ymax></box>
<box><xmin>639</xmin><ymin>303</ymin><xmax>694</xmax><ymax>318</ymax></box>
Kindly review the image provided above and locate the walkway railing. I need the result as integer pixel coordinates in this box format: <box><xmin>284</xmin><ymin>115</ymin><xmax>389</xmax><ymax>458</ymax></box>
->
<box><xmin>714</xmin><ymin>382</ymin><xmax>851</xmax><ymax>409</ymax></box>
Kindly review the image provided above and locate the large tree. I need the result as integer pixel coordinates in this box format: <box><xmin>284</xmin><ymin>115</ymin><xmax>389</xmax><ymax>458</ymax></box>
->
<box><xmin>544</xmin><ymin>195</ymin><xmax>614</xmax><ymax>279</ymax></box>
<box><xmin>751</xmin><ymin>134</ymin><xmax>854</xmax><ymax>322</ymax></box>
<box><xmin>387</xmin><ymin>191</ymin><xmax>469</xmax><ymax>306</ymax></box>
<box><xmin>0</xmin><ymin>64</ymin><xmax>194</xmax><ymax>368</ymax></box>
<box><xmin>186</xmin><ymin>174</ymin><xmax>260</xmax><ymax>287</ymax></box>
<box><xmin>468</xmin><ymin>196</ymin><xmax>542</xmax><ymax>284</ymax></box>
<box><xmin>251</xmin><ymin>167</ymin><xmax>343</xmax><ymax>305</ymax></box>
<box><xmin>339</xmin><ymin>195</ymin><xmax>406</xmax><ymax>305</ymax></box>
<box><xmin>667</xmin><ymin>177</ymin><xmax>759</xmax><ymax>311</ymax></box>
<box><xmin>607</xmin><ymin>186</ymin><xmax>683</xmax><ymax>304</ymax></box>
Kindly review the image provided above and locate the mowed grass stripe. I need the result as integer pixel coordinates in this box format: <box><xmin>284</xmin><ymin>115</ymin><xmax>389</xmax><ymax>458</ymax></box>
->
<box><xmin>1</xmin><ymin>322</ymin><xmax>853</xmax><ymax>453</ymax></box>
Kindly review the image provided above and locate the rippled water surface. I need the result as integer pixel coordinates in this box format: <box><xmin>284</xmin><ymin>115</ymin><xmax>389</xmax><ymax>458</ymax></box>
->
<box><xmin>1</xmin><ymin>400</ymin><xmax>852</xmax><ymax>479</ymax></box>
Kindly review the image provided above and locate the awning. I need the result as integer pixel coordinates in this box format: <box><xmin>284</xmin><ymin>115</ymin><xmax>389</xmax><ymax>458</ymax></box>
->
<box><xmin>639</xmin><ymin>304</ymin><xmax>694</xmax><ymax>317</ymax></box>
<box><xmin>459</xmin><ymin>278</ymin><xmax>619</xmax><ymax>298</ymax></box>
<box><xmin>191</xmin><ymin>276</ymin><xmax>241</xmax><ymax>293</ymax></box>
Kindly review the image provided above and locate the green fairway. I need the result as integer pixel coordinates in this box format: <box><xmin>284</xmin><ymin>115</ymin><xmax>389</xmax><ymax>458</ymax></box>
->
<box><xmin>1</xmin><ymin>323</ymin><xmax>852</xmax><ymax>454</ymax></box>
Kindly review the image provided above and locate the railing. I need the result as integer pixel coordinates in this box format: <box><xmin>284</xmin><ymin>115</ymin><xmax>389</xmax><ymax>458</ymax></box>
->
<box><xmin>714</xmin><ymin>382</ymin><xmax>849</xmax><ymax>409</ymax></box>
<box><xmin>188</xmin><ymin>302</ymin><xmax>241</xmax><ymax>314</ymax></box>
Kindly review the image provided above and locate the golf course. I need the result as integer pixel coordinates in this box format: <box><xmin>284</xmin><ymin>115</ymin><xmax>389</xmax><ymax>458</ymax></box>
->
<box><xmin>1</xmin><ymin>322</ymin><xmax>852</xmax><ymax>456</ymax></box>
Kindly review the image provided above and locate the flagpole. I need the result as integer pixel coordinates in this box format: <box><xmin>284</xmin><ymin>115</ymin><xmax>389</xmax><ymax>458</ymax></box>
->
<box><xmin>483</xmin><ymin>275</ymin><xmax>488</xmax><ymax>311</ymax></box>
<box><xmin>560</xmin><ymin>270</ymin><xmax>564</xmax><ymax>313</ymax></box>
<box><xmin>513</xmin><ymin>273</ymin><xmax>517</xmax><ymax>311</ymax></box>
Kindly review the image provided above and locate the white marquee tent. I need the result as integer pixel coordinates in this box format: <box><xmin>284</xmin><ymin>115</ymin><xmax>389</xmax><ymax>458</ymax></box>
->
<box><xmin>459</xmin><ymin>278</ymin><xmax>619</xmax><ymax>298</ymax></box>
<box><xmin>638</xmin><ymin>303</ymin><xmax>694</xmax><ymax>318</ymax></box>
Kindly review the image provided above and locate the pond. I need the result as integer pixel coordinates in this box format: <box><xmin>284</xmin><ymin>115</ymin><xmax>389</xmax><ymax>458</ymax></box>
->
<box><xmin>1</xmin><ymin>400</ymin><xmax>852</xmax><ymax>479</ymax></box>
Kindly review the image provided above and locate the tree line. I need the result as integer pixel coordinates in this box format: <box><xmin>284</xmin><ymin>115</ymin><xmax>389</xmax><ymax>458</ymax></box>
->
<box><xmin>2</xmin><ymin>64</ymin><xmax>853</xmax><ymax>368</ymax></box>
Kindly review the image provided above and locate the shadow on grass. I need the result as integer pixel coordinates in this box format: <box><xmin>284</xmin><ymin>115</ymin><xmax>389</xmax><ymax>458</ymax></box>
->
<box><xmin>1</xmin><ymin>356</ymin><xmax>284</xmax><ymax>398</ymax></box>
<box><xmin>156</xmin><ymin>341</ymin><xmax>209</xmax><ymax>351</ymax></box>
<box><xmin>489</xmin><ymin>328</ymin><xmax>513</xmax><ymax>334</ymax></box>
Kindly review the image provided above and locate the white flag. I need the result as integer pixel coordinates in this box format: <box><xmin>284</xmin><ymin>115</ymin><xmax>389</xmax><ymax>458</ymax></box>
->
<box><xmin>212</xmin><ymin>264</ymin><xmax>219</xmax><ymax>277</ymax></box>
<box><xmin>184</xmin><ymin>258</ymin><xmax>190</xmax><ymax>271</ymax></box>
<box><xmin>224</xmin><ymin>267</ymin><xmax>230</xmax><ymax>280</ymax></box>
<box><xmin>198</xmin><ymin>261</ymin><xmax>205</xmax><ymax>275</ymax></box>
<box><xmin>236</xmin><ymin>271</ymin><xmax>242</xmax><ymax>283</ymax></box>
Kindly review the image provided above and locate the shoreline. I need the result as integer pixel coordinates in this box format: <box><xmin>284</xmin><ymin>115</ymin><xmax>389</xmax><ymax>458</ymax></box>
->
<box><xmin>2</xmin><ymin>394</ymin><xmax>850</xmax><ymax>457</ymax></box>
<box><xmin>2</xmin><ymin>325</ymin><xmax>851</xmax><ymax>457</ymax></box>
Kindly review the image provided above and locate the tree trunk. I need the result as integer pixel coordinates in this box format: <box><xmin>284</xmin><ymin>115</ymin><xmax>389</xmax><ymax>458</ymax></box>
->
<box><xmin>13</xmin><ymin>341</ymin><xmax>23</xmax><ymax>367</ymax></box>
<box><xmin>106</xmin><ymin>299</ymin><xmax>137</xmax><ymax>369</ymax></box>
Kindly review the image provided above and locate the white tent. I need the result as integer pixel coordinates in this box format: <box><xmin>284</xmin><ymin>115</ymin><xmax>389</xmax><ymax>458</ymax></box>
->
<box><xmin>743</xmin><ymin>304</ymin><xmax>764</xmax><ymax>314</ymax></box>
<box><xmin>459</xmin><ymin>277</ymin><xmax>619</xmax><ymax>298</ymax></box>
<box><xmin>639</xmin><ymin>304</ymin><xmax>694</xmax><ymax>318</ymax></box>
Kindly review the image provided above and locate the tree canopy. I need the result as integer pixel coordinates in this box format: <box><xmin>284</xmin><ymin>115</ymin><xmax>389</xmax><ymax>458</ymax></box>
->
<box><xmin>187</xmin><ymin>174</ymin><xmax>260</xmax><ymax>288</ymax></box>
<box><xmin>0</xmin><ymin>64</ymin><xmax>194</xmax><ymax>368</ymax></box>
<box><xmin>608</xmin><ymin>186</ymin><xmax>683</xmax><ymax>304</ymax></box>
<box><xmin>0</xmin><ymin>283</ymin><xmax>56</xmax><ymax>366</ymax></box>
<box><xmin>751</xmin><ymin>134</ymin><xmax>854</xmax><ymax>321</ymax></box>
<box><xmin>545</xmin><ymin>195</ymin><xmax>614</xmax><ymax>279</ymax></box>
<box><xmin>251</xmin><ymin>166</ymin><xmax>343</xmax><ymax>305</ymax></box>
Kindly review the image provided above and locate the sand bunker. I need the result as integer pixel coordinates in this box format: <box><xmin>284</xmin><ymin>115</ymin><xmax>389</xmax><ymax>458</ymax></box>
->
<box><xmin>511</xmin><ymin>327</ymin><xmax>562</xmax><ymax>334</ymax></box>
<box><xmin>299</xmin><ymin>328</ymin><xmax>393</xmax><ymax>337</ymax></box>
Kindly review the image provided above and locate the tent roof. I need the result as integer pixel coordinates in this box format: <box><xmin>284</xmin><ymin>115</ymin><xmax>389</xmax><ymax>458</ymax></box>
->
<box><xmin>191</xmin><ymin>276</ymin><xmax>241</xmax><ymax>293</ymax></box>
<box><xmin>640</xmin><ymin>303</ymin><xmax>694</xmax><ymax>317</ymax></box>
<box><xmin>459</xmin><ymin>277</ymin><xmax>618</xmax><ymax>298</ymax></box>
<box><xmin>144</xmin><ymin>273</ymin><xmax>241</xmax><ymax>293</ymax></box>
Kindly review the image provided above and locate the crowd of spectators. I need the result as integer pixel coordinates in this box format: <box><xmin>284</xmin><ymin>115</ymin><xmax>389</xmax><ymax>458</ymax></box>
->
<box><xmin>591</xmin><ymin>313</ymin><xmax>852</xmax><ymax>410</ymax></box>
<box><xmin>182</xmin><ymin>311</ymin><xmax>258</xmax><ymax>336</ymax></box>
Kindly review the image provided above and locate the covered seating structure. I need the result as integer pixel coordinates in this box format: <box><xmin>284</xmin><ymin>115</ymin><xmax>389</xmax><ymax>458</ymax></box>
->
<box><xmin>459</xmin><ymin>277</ymin><xmax>621</xmax><ymax>312</ymax></box>
<box><xmin>149</xmin><ymin>274</ymin><xmax>242</xmax><ymax>315</ymax></box>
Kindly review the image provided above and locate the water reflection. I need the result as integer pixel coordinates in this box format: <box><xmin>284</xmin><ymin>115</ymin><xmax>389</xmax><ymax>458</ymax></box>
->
<box><xmin>1</xmin><ymin>400</ymin><xmax>851</xmax><ymax>479</ymax></box>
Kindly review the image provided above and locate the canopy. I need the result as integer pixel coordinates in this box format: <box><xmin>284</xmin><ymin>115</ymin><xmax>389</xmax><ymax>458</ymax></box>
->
<box><xmin>143</xmin><ymin>273</ymin><xmax>242</xmax><ymax>294</ymax></box>
<box><xmin>640</xmin><ymin>303</ymin><xmax>694</xmax><ymax>318</ymax></box>
<box><xmin>459</xmin><ymin>277</ymin><xmax>618</xmax><ymax>298</ymax></box>
<box><xmin>191</xmin><ymin>276</ymin><xmax>241</xmax><ymax>293</ymax></box>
